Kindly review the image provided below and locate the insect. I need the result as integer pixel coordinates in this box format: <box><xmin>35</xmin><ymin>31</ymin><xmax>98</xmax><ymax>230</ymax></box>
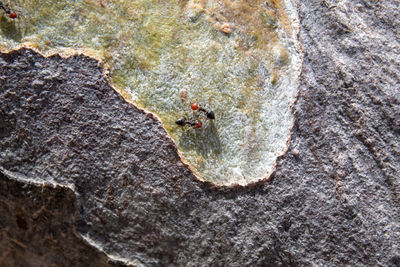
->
<box><xmin>191</xmin><ymin>102</ymin><xmax>215</xmax><ymax>120</ymax></box>
<box><xmin>176</xmin><ymin>118</ymin><xmax>202</xmax><ymax>129</ymax></box>
<box><xmin>0</xmin><ymin>1</ymin><xmax>17</xmax><ymax>19</ymax></box>
<box><xmin>176</xmin><ymin>91</ymin><xmax>215</xmax><ymax>130</ymax></box>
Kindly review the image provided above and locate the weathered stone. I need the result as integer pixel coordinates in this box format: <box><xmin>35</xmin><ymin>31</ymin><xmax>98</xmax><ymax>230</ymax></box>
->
<box><xmin>0</xmin><ymin>171</ymin><xmax>132</xmax><ymax>266</ymax></box>
<box><xmin>0</xmin><ymin>0</ymin><xmax>303</xmax><ymax>185</ymax></box>
<box><xmin>1</xmin><ymin>0</ymin><xmax>399</xmax><ymax>266</ymax></box>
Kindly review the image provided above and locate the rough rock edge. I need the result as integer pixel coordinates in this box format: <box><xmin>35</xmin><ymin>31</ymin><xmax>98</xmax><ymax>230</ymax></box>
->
<box><xmin>81</xmin><ymin>235</ymin><xmax>143</xmax><ymax>267</ymax></box>
<box><xmin>0</xmin><ymin>167</ymin><xmax>138</xmax><ymax>267</ymax></box>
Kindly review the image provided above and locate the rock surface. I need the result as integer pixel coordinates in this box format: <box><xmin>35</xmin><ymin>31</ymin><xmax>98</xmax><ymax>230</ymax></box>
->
<box><xmin>1</xmin><ymin>0</ymin><xmax>399</xmax><ymax>266</ymax></box>
<box><xmin>0</xmin><ymin>171</ymin><xmax>127</xmax><ymax>266</ymax></box>
<box><xmin>0</xmin><ymin>0</ymin><xmax>303</xmax><ymax>186</ymax></box>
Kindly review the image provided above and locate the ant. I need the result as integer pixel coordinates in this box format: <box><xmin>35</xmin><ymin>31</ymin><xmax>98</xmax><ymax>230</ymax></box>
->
<box><xmin>176</xmin><ymin>90</ymin><xmax>215</xmax><ymax>129</ymax></box>
<box><xmin>190</xmin><ymin>102</ymin><xmax>215</xmax><ymax>120</ymax></box>
<box><xmin>176</xmin><ymin>118</ymin><xmax>202</xmax><ymax>129</ymax></box>
<box><xmin>0</xmin><ymin>1</ymin><xmax>17</xmax><ymax>19</ymax></box>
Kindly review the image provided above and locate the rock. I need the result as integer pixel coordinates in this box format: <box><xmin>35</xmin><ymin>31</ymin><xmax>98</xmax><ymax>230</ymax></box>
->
<box><xmin>0</xmin><ymin>0</ymin><xmax>399</xmax><ymax>266</ymax></box>
<box><xmin>1</xmin><ymin>0</ymin><xmax>302</xmax><ymax>186</ymax></box>
<box><xmin>0</xmin><ymin>171</ymin><xmax>129</xmax><ymax>266</ymax></box>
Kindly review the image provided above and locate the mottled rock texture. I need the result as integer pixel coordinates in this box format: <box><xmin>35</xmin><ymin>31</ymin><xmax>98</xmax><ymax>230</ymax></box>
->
<box><xmin>0</xmin><ymin>171</ymin><xmax>126</xmax><ymax>267</ymax></box>
<box><xmin>1</xmin><ymin>0</ymin><xmax>400</xmax><ymax>266</ymax></box>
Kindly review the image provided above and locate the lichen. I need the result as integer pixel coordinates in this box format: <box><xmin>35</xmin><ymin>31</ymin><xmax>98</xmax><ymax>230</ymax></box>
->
<box><xmin>0</xmin><ymin>0</ymin><xmax>302</xmax><ymax>186</ymax></box>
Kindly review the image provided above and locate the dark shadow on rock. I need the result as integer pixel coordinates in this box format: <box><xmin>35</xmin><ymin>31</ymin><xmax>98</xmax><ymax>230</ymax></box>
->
<box><xmin>0</xmin><ymin>16</ymin><xmax>22</xmax><ymax>42</ymax></box>
<box><xmin>177</xmin><ymin>120</ymin><xmax>222</xmax><ymax>157</ymax></box>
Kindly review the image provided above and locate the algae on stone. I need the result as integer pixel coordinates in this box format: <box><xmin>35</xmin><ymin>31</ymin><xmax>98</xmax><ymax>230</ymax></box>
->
<box><xmin>0</xmin><ymin>0</ymin><xmax>302</xmax><ymax>185</ymax></box>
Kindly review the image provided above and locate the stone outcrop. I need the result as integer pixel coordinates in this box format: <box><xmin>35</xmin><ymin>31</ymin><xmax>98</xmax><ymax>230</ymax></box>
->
<box><xmin>0</xmin><ymin>0</ymin><xmax>399</xmax><ymax>266</ymax></box>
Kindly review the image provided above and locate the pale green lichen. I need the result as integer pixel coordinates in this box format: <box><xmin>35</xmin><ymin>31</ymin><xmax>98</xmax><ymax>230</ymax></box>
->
<box><xmin>0</xmin><ymin>0</ymin><xmax>302</xmax><ymax>186</ymax></box>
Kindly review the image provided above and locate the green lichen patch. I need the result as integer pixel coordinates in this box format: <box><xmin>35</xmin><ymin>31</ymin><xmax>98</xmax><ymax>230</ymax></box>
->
<box><xmin>0</xmin><ymin>0</ymin><xmax>302</xmax><ymax>186</ymax></box>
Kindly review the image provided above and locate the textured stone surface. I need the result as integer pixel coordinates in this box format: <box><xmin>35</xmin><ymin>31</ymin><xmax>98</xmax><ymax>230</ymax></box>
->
<box><xmin>1</xmin><ymin>0</ymin><xmax>400</xmax><ymax>266</ymax></box>
<box><xmin>0</xmin><ymin>171</ymin><xmax>127</xmax><ymax>266</ymax></box>
<box><xmin>0</xmin><ymin>0</ymin><xmax>302</xmax><ymax>185</ymax></box>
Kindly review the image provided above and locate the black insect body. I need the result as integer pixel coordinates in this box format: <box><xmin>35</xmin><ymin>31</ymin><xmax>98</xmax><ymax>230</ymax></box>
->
<box><xmin>199</xmin><ymin>107</ymin><xmax>215</xmax><ymax>120</ymax></box>
<box><xmin>176</xmin><ymin>118</ymin><xmax>187</xmax><ymax>126</ymax></box>
<box><xmin>175</xmin><ymin>118</ymin><xmax>202</xmax><ymax>129</ymax></box>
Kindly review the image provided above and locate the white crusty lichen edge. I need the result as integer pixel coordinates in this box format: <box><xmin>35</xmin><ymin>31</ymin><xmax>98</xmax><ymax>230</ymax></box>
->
<box><xmin>204</xmin><ymin>0</ymin><xmax>304</xmax><ymax>188</ymax></box>
<box><xmin>275</xmin><ymin>0</ymin><xmax>303</xmax><ymax>170</ymax></box>
<box><xmin>245</xmin><ymin>0</ymin><xmax>303</xmax><ymax>188</ymax></box>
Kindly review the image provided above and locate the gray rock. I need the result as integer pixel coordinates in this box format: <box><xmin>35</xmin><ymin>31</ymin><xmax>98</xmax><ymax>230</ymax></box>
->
<box><xmin>0</xmin><ymin>170</ymin><xmax>127</xmax><ymax>267</ymax></box>
<box><xmin>0</xmin><ymin>0</ymin><xmax>399</xmax><ymax>266</ymax></box>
